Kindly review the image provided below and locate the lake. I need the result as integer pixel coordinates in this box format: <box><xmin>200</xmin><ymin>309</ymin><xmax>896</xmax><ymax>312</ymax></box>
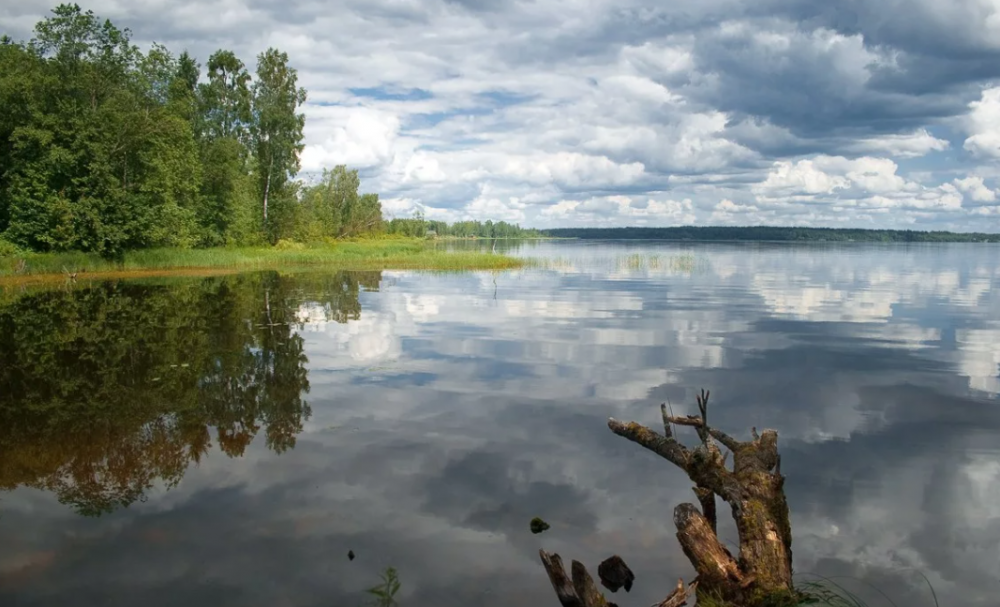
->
<box><xmin>1</xmin><ymin>241</ymin><xmax>998</xmax><ymax>606</ymax></box>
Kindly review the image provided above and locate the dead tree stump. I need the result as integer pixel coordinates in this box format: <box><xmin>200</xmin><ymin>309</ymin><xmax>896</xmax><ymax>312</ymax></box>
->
<box><xmin>539</xmin><ymin>390</ymin><xmax>800</xmax><ymax>607</ymax></box>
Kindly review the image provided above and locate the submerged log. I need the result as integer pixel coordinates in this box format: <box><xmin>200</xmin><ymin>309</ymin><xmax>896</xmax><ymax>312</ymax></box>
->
<box><xmin>541</xmin><ymin>389</ymin><xmax>799</xmax><ymax>607</ymax></box>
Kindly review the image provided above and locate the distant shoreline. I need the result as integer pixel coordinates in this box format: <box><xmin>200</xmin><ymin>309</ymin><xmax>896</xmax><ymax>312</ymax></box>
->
<box><xmin>541</xmin><ymin>226</ymin><xmax>1000</xmax><ymax>243</ymax></box>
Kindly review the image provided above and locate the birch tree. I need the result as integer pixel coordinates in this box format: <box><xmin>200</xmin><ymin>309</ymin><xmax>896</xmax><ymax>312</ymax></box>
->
<box><xmin>251</xmin><ymin>48</ymin><xmax>305</xmax><ymax>236</ymax></box>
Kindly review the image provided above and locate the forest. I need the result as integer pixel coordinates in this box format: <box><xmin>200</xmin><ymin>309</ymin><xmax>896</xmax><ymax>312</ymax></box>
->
<box><xmin>0</xmin><ymin>4</ymin><xmax>537</xmax><ymax>261</ymax></box>
<box><xmin>543</xmin><ymin>226</ymin><xmax>1000</xmax><ymax>242</ymax></box>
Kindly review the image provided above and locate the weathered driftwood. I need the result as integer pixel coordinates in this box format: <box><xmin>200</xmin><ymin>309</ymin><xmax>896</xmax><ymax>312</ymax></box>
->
<box><xmin>540</xmin><ymin>390</ymin><xmax>797</xmax><ymax>607</ymax></box>
<box><xmin>539</xmin><ymin>550</ymin><xmax>612</xmax><ymax>607</ymax></box>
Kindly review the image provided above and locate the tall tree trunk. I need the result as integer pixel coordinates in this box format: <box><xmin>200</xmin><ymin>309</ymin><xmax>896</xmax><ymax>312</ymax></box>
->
<box><xmin>262</xmin><ymin>153</ymin><xmax>273</xmax><ymax>225</ymax></box>
<box><xmin>540</xmin><ymin>390</ymin><xmax>799</xmax><ymax>607</ymax></box>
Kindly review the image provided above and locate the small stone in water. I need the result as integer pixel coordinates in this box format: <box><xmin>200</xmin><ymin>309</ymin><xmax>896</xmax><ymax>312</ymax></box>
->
<box><xmin>598</xmin><ymin>555</ymin><xmax>635</xmax><ymax>593</ymax></box>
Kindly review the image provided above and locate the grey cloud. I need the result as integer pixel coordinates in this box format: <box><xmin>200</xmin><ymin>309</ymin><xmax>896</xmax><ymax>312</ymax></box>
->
<box><xmin>7</xmin><ymin>0</ymin><xmax>1000</xmax><ymax>228</ymax></box>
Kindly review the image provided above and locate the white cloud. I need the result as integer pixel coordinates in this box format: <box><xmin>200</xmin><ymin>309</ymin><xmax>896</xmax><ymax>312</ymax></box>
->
<box><xmin>847</xmin><ymin>129</ymin><xmax>950</xmax><ymax>158</ymax></box>
<box><xmin>5</xmin><ymin>0</ymin><xmax>1000</xmax><ymax>229</ymax></box>
<box><xmin>752</xmin><ymin>155</ymin><xmax>965</xmax><ymax>215</ymax></box>
<box><xmin>964</xmin><ymin>87</ymin><xmax>1000</xmax><ymax>160</ymax></box>
<box><xmin>300</xmin><ymin>107</ymin><xmax>401</xmax><ymax>171</ymax></box>
<box><xmin>754</xmin><ymin>159</ymin><xmax>852</xmax><ymax>197</ymax></box>
<box><xmin>954</xmin><ymin>175</ymin><xmax>998</xmax><ymax>204</ymax></box>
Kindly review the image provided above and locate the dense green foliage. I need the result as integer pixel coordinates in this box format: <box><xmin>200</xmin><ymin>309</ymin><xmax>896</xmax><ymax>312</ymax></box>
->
<box><xmin>0</xmin><ymin>4</ymin><xmax>542</xmax><ymax>260</ymax></box>
<box><xmin>0</xmin><ymin>4</ymin><xmax>310</xmax><ymax>257</ymax></box>
<box><xmin>0</xmin><ymin>270</ymin><xmax>383</xmax><ymax>515</ymax></box>
<box><xmin>544</xmin><ymin>226</ymin><xmax>1000</xmax><ymax>242</ymax></box>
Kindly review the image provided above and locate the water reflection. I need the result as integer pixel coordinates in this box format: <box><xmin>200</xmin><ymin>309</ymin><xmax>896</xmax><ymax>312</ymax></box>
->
<box><xmin>0</xmin><ymin>272</ymin><xmax>379</xmax><ymax>516</ymax></box>
<box><xmin>1</xmin><ymin>244</ymin><xmax>999</xmax><ymax>607</ymax></box>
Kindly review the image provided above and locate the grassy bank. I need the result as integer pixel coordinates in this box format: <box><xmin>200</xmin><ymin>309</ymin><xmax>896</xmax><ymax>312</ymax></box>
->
<box><xmin>0</xmin><ymin>239</ymin><xmax>526</xmax><ymax>284</ymax></box>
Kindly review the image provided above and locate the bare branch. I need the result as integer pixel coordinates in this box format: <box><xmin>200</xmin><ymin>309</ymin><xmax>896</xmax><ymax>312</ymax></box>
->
<box><xmin>695</xmin><ymin>389</ymin><xmax>710</xmax><ymax>445</ymax></box>
<box><xmin>707</xmin><ymin>428</ymin><xmax>742</xmax><ymax>453</ymax></box>
<box><xmin>696</xmin><ymin>389</ymin><xmax>709</xmax><ymax>424</ymax></box>
<box><xmin>652</xmin><ymin>579</ymin><xmax>698</xmax><ymax>607</ymax></box>
<box><xmin>660</xmin><ymin>403</ymin><xmax>673</xmax><ymax>439</ymax></box>
<box><xmin>607</xmin><ymin>419</ymin><xmax>690</xmax><ymax>469</ymax></box>
<box><xmin>662</xmin><ymin>415</ymin><xmax>742</xmax><ymax>452</ymax></box>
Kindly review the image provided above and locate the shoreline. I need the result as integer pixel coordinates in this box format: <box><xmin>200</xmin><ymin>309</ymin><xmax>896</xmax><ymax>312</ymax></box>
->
<box><xmin>0</xmin><ymin>239</ymin><xmax>526</xmax><ymax>286</ymax></box>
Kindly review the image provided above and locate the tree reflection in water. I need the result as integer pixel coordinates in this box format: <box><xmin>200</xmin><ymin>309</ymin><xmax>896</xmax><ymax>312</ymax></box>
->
<box><xmin>0</xmin><ymin>270</ymin><xmax>381</xmax><ymax>516</ymax></box>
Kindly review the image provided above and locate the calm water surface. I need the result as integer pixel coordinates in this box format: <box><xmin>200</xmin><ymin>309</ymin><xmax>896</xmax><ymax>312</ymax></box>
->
<box><xmin>2</xmin><ymin>241</ymin><xmax>999</xmax><ymax>606</ymax></box>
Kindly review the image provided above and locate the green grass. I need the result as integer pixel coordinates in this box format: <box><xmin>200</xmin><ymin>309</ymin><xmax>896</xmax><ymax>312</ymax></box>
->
<box><xmin>0</xmin><ymin>238</ymin><xmax>527</xmax><ymax>279</ymax></box>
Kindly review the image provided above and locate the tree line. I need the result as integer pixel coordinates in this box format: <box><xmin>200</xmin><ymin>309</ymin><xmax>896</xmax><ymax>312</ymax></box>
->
<box><xmin>384</xmin><ymin>212</ymin><xmax>542</xmax><ymax>239</ymax></box>
<box><xmin>543</xmin><ymin>226</ymin><xmax>1000</xmax><ymax>242</ymax></box>
<box><xmin>0</xmin><ymin>4</ymin><xmax>539</xmax><ymax>260</ymax></box>
<box><xmin>0</xmin><ymin>3</ymin><xmax>311</xmax><ymax>257</ymax></box>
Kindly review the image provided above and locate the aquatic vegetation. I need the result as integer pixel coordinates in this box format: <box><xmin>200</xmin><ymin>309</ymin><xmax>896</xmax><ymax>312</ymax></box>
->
<box><xmin>614</xmin><ymin>252</ymin><xmax>708</xmax><ymax>274</ymax></box>
<box><xmin>0</xmin><ymin>239</ymin><xmax>525</xmax><ymax>282</ymax></box>
<box><xmin>366</xmin><ymin>567</ymin><xmax>402</xmax><ymax>607</ymax></box>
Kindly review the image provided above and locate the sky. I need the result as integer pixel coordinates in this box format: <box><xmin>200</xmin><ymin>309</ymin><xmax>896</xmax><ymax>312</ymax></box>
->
<box><xmin>6</xmin><ymin>0</ymin><xmax>1000</xmax><ymax>230</ymax></box>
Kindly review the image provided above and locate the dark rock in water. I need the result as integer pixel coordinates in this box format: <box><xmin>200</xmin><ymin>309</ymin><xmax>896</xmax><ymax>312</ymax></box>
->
<box><xmin>348</xmin><ymin>550</ymin><xmax>355</xmax><ymax>561</ymax></box>
<box><xmin>598</xmin><ymin>555</ymin><xmax>634</xmax><ymax>593</ymax></box>
<box><xmin>529</xmin><ymin>517</ymin><xmax>551</xmax><ymax>534</ymax></box>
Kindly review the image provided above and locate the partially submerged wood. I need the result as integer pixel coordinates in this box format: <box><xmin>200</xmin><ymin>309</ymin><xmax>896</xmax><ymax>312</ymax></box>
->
<box><xmin>539</xmin><ymin>550</ymin><xmax>612</xmax><ymax>607</ymax></box>
<box><xmin>540</xmin><ymin>550</ymin><xmax>696</xmax><ymax>607</ymax></box>
<box><xmin>540</xmin><ymin>389</ymin><xmax>799</xmax><ymax>607</ymax></box>
<box><xmin>656</xmin><ymin>579</ymin><xmax>700</xmax><ymax>607</ymax></box>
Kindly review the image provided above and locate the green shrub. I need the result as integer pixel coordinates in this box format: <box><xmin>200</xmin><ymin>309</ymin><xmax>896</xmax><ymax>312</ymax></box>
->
<box><xmin>0</xmin><ymin>238</ymin><xmax>25</xmax><ymax>258</ymax></box>
<box><xmin>273</xmin><ymin>239</ymin><xmax>305</xmax><ymax>251</ymax></box>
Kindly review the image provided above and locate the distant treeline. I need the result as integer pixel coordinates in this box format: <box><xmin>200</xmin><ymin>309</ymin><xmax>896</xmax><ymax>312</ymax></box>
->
<box><xmin>543</xmin><ymin>226</ymin><xmax>1000</xmax><ymax>242</ymax></box>
<box><xmin>384</xmin><ymin>214</ymin><xmax>542</xmax><ymax>239</ymax></box>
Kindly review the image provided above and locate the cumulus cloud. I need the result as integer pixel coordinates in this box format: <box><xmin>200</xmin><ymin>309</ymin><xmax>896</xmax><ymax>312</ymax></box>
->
<box><xmin>6</xmin><ymin>0</ymin><xmax>1000</xmax><ymax>228</ymax></box>
<box><xmin>954</xmin><ymin>175</ymin><xmax>998</xmax><ymax>204</ymax></box>
<box><xmin>964</xmin><ymin>87</ymin><xmax>1000</xmax><ymax>160</ymax></box>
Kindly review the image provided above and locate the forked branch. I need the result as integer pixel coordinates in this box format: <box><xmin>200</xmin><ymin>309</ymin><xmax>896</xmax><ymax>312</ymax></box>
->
<box><xmin>544</xmin><ymin>390</ymin><xmax>796</xmax><ymax>607</ymax></box>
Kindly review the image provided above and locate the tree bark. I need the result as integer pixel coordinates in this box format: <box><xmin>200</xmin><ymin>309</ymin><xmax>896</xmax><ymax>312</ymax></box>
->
<box><xmin>606</xmin><ymin>390</ymin><xmax>797</xmax><ymax>606</ymax></box>
<box><xmin>262</xmin><ymin>153</ymin><xmax>273</xmax><ymax>225</ymax></box>
<box><xmin>540</xmin><ymin>390</ymin><xmax>798</xmax><ymax>607</ymax></box>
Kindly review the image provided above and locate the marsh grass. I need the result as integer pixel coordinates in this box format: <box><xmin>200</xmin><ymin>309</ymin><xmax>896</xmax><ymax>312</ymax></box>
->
<box><xmin>615</xmin><ymin>252</ymin><xmax>708</xmax><ymax>273</ymax></box>
<box><xmin>0</xmin><ymin>239</ymin><xmax>526</xmax><ymax>282</ymax></box>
